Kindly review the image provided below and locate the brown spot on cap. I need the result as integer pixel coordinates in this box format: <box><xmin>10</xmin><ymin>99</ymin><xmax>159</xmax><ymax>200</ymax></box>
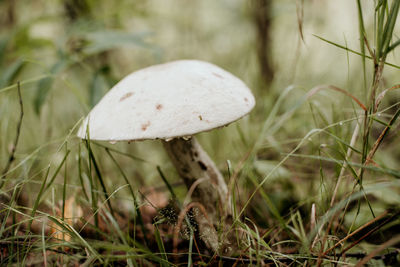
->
<box><xmin>141</xmin><ymin>121</ymin><xmax>151</xmax><ymax>131</ymax></box>
<box><xmin>212</xmin><ymin>72</ymin><xmax>223</xmax><ymax>79</ymax></box>
<box><xmin>244</xmin><ymin>97</ymin><xmax>248</xmax><ymax>102</ymax></box>
<box><xmin>197</xmin><ymin>161</ymin><xmax>207</xmax><ymax>170</ymax></box>
<box><xmin>198</xmin><ymin>115</ymin><xmax>203</xmax><ymax>121</ymax></box>
<box><xmin>119</xmin><ymin>92</ymin><xmax>134</xmax><ymax>102</ymax></box>
<box><xmin>156</xmin><ymin>104</ymin><xmax>163</xmax><ymax>110</ymax></box>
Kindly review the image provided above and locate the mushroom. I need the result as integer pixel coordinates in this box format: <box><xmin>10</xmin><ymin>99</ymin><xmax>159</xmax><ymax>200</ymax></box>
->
<box><xmin>77</xmin><ymin>59</ymin><xmax>255</xmax><ymax>252</ymax></box>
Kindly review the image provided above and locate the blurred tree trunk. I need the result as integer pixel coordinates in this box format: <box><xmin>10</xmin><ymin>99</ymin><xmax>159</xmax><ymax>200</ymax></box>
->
<box><xmin>252</xmin><ymin>0</ymin><xmax>274</xmax><ymax>86</ymax></box>
<box><xmin>0</xmin><ymin>0</ymin><xmax>16</xmax><ymax>29</ymax></box>
<box><xmin>63</xmin><ymin>0</ymin><xmax>90</xmax><ymax>21</ymax></box>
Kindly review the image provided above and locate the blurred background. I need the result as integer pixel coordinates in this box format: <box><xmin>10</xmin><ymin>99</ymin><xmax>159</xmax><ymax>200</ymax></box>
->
<box><xmin>1</xmin><ymin>0</ymin><xmax>400</xmax><ymax>264</ymax></box>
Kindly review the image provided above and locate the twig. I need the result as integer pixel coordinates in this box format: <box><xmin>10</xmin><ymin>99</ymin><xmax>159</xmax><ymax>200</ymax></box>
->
<box><xmin>1</xmin><ymin>81</ymin><xmax>24</xmax><ymax>188</ymax></box>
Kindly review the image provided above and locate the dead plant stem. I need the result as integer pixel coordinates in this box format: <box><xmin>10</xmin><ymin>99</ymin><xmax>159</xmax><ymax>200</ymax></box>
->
<box><xmin>0</xmin><ymin>81</ymin><xmax>24</xmax><ymax>189</ymax></box>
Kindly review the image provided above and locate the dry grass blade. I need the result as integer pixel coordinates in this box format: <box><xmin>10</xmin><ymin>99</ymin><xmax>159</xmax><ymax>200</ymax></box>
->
<box><xmin>307</xmin><ymin>85</ymin><xmax>367</xmax><ymax>111</ymax></box>
<box><xmin>363</xmin><ymin>36</ymin><xmax>377</xmax><ymax>65</ymax></box>
<box><xmin>365</xmin><ymin>107</ymin><xmax>400</xmax><ymax>165</ymax></box>
<box><xmin>310</xmin><ymin>203</ymin><xmax>316</xmax><ymax>232</ymax></box>
<box><xmin>183</xmin><ymin>177</ymin><xmax>208</xmax><ymax>206</ymax></box>
<box><xmin>375</xmin><ymin>84</ymin><xmax>400</xmax><ymax>111</ymax></box>
<box><xmin>296</xmin><ymin>0</ymin><xmax>305</xmax><ymax>42</ymax></box>
<box><xmin>355</xmin><ymin>235</ymin><xmax>400</xmax><ymax>267</ymax></box>
<box><xmin>322</xmin><ymin>211</ymin><xmax>388</xmax><ymax>256</ymax></box>
<box><xmin>50</xmin><ymin>196</ymin><xmax>83</xmax><ymax>243</ymax></box>
<box><xmin>340</xmin><ymin>210</ymin><xmax>400</xmax><ymax>257</ymax></box>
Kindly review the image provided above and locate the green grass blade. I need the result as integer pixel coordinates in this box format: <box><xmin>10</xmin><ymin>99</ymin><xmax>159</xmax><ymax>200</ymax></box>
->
<box><xmin>78</xmin><ymin>142</ymin><xmax>89</xmax><ymax>201</ymax></box>
<box><xmin>157</xmin><ymin>166</ymin><xmax>177</xmax><ymax>200</ymax></box>
<box><xmin>28</xmin><ymin>165</ymin><xmax>50</xmax><ymax>231</ymax></box>
<box><xmin>84</xmin><ymin>137</ymin><xmax>99</xmax><ymax>229</ymax></box>
<box><xmin>92</xmin><ymin>142</ymin><xmax>149</xmax><ymax>163</ymax></box>
<box><xmin>386</xmin><ymin>38</ymin><xmax>400</xmax><ymax>53</ymax></box>
<box><xmin>376</xmin><ymin>0</ymin><xmax>387</xmax><ymax>59</ymax></box>
<box><xmin>105</xmin><ymin>148</ymin><xmax>148</xmax><ymax>247</ymax></box>
<box><xmin>47</xmin><ymin>215</ymin><xmax>102</xmax><ymax>262</ymax></box>
<box><xmin>62</xmin><ymin>144</ymin><xmax>68</xmax><ymax>222</ymax></box>
<box><xmin>287</xmin><ymin>153</ymin><xmax>400</xmax><ymax>178</ymax></box>
<box><xmin>86</xmin><ymin>143</ymin><xmax>115</xmax><ymax>216</ymax></box>
<box><xmin>314</xmin><ymin>35</ymin><xmax>400</xmax><ymax>69</ymax></box>
<box><xmin>382</xmin><ymin>0</ymin><xmax>400</xmax><ymax>55</ymax></box>
<box><xmin>44</xmin><ymin>150</ymin><xmax>71</xmax><ymax>192</ymax></box>
<box><xmin>103</xmin><ymin>209</ymin><xmax>138</xmax><ymax>267</ymax></box>
<box><xmin>154</xmin><ymin>225</ymin><xmax>169</xmax><ymax>267</ymax></box>
<box><xmin>356</xmin><ymin>0</ymin><xmax>367</xmax><ymax>92</ymax></box>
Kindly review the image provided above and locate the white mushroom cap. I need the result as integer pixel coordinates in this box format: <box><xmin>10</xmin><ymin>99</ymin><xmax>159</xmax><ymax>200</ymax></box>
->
<box><xmin>77</xmin><ymin>60</ymin><xmax>255</xmax><ymax>141</ymax></box>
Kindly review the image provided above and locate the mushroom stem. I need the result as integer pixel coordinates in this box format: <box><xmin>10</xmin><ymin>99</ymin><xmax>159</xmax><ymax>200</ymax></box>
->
<box><xmin>162</xmin><ymin>137</ymin><xmax>231</xmax><ymax>250</ymax></box>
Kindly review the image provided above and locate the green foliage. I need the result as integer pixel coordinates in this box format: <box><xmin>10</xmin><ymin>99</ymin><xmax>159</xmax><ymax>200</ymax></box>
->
<box><xmin>34</xmin><ymin>59</ymin><xmax>68</xmax><ymax>114</ymax></box>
